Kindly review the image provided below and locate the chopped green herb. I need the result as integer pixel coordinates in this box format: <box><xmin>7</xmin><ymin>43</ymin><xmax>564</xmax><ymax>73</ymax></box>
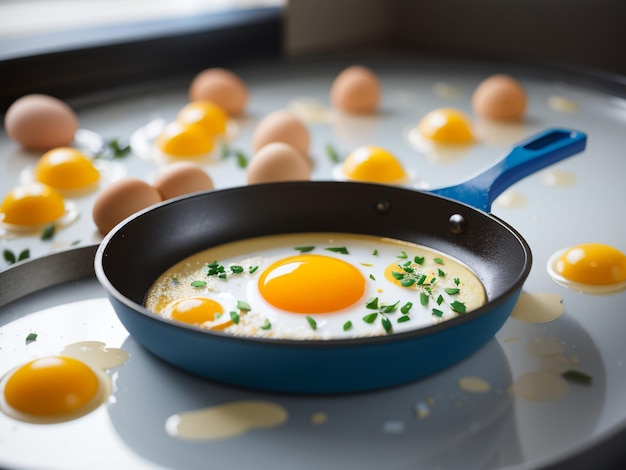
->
<box><xmin>260</xmin><ymin>319</ymin><xmax>272</xmax><ymax>330</ymax></box>
<box><xmin>382</xmin><ymin>301</ymin><xmax>399</xmax><ymax>314</ymax></box>
<box><xmin>363</xmin><ymin>312</ymin><xmax>378</xmax><ymax>324</ymax></box>
<box><xmin>365</xmin><ymin>297</ymin><xmax>379</xmax><ymax>309</ymax></box>
<box><xmin>438</xmin><ymin>268</ymin><xmax>446</xmax><ymax>277</ymax></box>
<box><xmin>191</xmin><ymin>280</ymin><xmax>207</xmax><ymax>288</ymax></box>
<box><xmin>343</xmin><ymin>320</ymin><xmax>353</xmax><ymax>331</ymax></box>
<box><xmin>420</xmin><ymin>292</ymin><xmax>429</xmax><ymax>306</ymax></box>
<box><xmin>372</xmin><ymin>249</ymin><xmax>378</xmax><ymax>256</ymax></box>
<box><xmin>444</xmin><ymin>287</ymin><xmax>461</xmax><ymax>295</ymax></box>
<box><xmin>237</xmin><ymin>300</ymin><xmax>251</xmax><ymax>311</ymax></box>
<box><xmin>397</xmin><ymin>315</ymin><xmax>410</xmax><ymax>323</ymax></box>
<box><xmin>450</xmin><ymin>301</ymin><xmax>467</xmax><ymax>313</ymax></box>
<box><xmin>18</xmin><ymin>249</ymin><xmax>29</xmax><ymax>262</ymax></box>
<box><xmin>400</xmin><ymin>278</ymin><xmax>416</xmax><ymax>287</ymax></box>
<box><xmin>381</xmin><ymin>317</ymin><xmax>392</xmax><ymax>333</ymax></box>
<box><xmin>432</xmin><ymin>308</ymin><xmax>444</xmax><ymax>317</ymax></box>
<box><xmin>3</xmin><ymin>249</ymin><xmax>16</xmax><ymax>264</ymax></box>
<box><xmin>295</xmin><ymin>246</ymin><xmax>315</xmax><ymax>253</ymax></box>
<box><xmin>400</xmin><ymin>302</ymin><xmax>413</xmax><ymax>314</ymax></box>
<box><xmin>249</xmin><ymin>265</ymin><xmax>259</xmax><ymax>274</ymax></box>
<box><xmin>417</xmin><ymin>274</ymin><xmax>427</xmax><ymax>285</ymax></box>
<box><xmin>41</xmin><ymin>224</ymin><xmax>56</xmax><ymax>240</ymax></box>
<box><xmin>454</xmin><ymin>278</ymin><xmax>460</xmax><ymax>286</ymax></box>
<box><xmin>397</xmin><ymin>251</ymin><xmax>408</xmax><ymax>259</ymax></box>
<box><xmin>433</xmin><ymin>257</ymin><xmax>444</xmax><ymax>265</ymax></box>
<box><xmin>235</xmin><ymin>151</ymin><xmax>248</xmax><ymax>168</ymax></box>
<box><xmin>220</xmin><ymin>142</ymin><xmax>231</xmax><ymax>159</ymax></box>
<box><xmin>25</xmin><ymin>332</ymin><xmax>37</xmax><ymax>343</ymax></box>
<box><xmin>230</xmin><ymin>311</ymin><xmax>240</xmax><ymax>324</ymax></box>
<box><xmin>436</xmin><ymin>295</ymin><xmax>444</xmax><ymax>305</ymax></box>
<box><xmin>369</xmin><ymin>274</ymin><xmax>376</xmax><ymax>280</ymax></box>
<box><xmin>391</xmin><ymin>271</ymin><xmax>405</xmax><ymax>280</ymax></box>
<box><xmin>562</xmin><ymin>370</ymin><xmax>592</xmax><ymax>385</ymax></box>
<box><xmin>414</xmin><ymin>256</ymin><xmax>424</xmax><ymax>265</ymax></box>
<box><xmin>306</xmin><ymin>316</ymin><xmax>317</xmax><ymax>330</ymax></box>
<box><xmin>325</xmin><ymin>143</ymin><xmax>340</xmax><ymax>163</ymax></box>
<box><xmin>230</xmin><ymin>265</ymin><xmax>244</xmax><ymax>274</ymax></box>
<box><xmin>95</xmin><ymin>138</ymin><xmax>131</xmax><ymax>159</ymax></box>
<box><xmin>70</xmin><ymin>240</ymin><xmax>81</xmax><ymax>246</ymax></box>
<box><xmin>325</xmin><ymin>246</ymin><xmax>349</xmax><ymax>254</ymax></box>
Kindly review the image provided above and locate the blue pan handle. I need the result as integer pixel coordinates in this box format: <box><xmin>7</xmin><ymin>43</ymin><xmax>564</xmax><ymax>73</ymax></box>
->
<box><xmin>429</xmin><ymin>128</ymin><xmax>587</xmax><ymax>213</ymax></box>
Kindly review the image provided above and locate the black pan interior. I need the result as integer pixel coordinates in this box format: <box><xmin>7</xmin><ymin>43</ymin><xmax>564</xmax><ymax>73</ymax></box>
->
<box><xmin>100</xmin><ymin>181</ymin><xmax>531</xmax><ymax>309</ymax></box>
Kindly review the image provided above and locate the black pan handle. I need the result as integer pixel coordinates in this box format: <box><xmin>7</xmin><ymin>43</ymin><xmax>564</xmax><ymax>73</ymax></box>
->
<box><xmin>429</xmin><ymin>128</ymin><xmax>587</xmax><ymax>212</ymax></box>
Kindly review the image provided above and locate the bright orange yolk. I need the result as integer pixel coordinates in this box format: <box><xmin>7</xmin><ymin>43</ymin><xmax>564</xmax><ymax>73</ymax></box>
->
<box><xmin>556</xmin><ymin>243</ymin><xmax>626</xmax><ymax>285</ymax></box>
<box><xmin>163</xmin><ymin>296</ymin><xmax>227</xmax><ymax>326</ymax></box>
<box><xmin>156</xmin><ymin>121</ymin><xmax>214</xmax><ymax>157</ymax></box>
<box><xmin>1</xmin><ymin>182</ymin><xmax>65</xmax><ymax>226</ymax></box>
<box><xmin>34</xmin><ymin>147</ymin><xmax>100</xmax><ymax>190</ymax></box>
<box><xmin>3</xmin><ymin>356</ymin><xmax>99</xmax><ymax>417</ymax></box>
<box><xmin>343</xmin><ymin>146</ymin><xmax>407</xmax><ymax>183</ymax></box>
<box><xmin>258</xmin><ymin>254</ymin><xmax>365</xmax><ymax>314</ymax></box>
<box><xmin>176</xmin><ymin>101</ymin><xmax>228</xmax><ymax>138</ymax></box>
<box><xmin>417</xmin><ymin>108</ymin><xmax>474</xmax><ymax>143</ymax></box>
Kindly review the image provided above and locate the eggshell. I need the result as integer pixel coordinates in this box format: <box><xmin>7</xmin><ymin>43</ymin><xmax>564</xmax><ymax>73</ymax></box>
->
<box><xmin>247</xmin><ymin>142</ymin><xmax>310</xmax><ymax>185</ymax></box>
<box><xmin>330</xmin><ymin>65</ymin><xmax>381</xmax><ymax>114</ymax></box>
<box><xmin>92</xmin><ymin>178</ymin><xmax>162</xmax><ymax>235</ymax></box>
<box><xmin>188</xmin><ymin>68</ymin><xmax>248</xmax><ymax>116</ymax></box>
<box><xmin>472</xmin><ymin>74</ymin><xmax>527</xmax><ymax>121</ymax></box>
<box><xmin>152</xmin><ymin>162</ymin><xmax>214</xmax><ymax>200</ymax></box>
<box><xmin>4</xmin><ymin>94</ymin><xmax>79</xmax><ymax>150</ymax></box>
<box><xmin>251</xmin><ymin>109</ymin><xmax>310</xmax><ymax>157</ymax></box>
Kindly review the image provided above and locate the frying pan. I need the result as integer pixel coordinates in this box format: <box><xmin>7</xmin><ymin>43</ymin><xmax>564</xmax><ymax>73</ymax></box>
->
<box><xmin>95</xmin><ymin>128</ymin><xmax>586</xmax><ymax>394</ymax></box>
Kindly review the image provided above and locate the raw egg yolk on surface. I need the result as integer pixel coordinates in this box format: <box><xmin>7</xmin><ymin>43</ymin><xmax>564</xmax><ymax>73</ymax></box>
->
<box><xmin>417</xmin><ymin>108</ymin><xmax>474</xmax><ymax>143</ymax></box>
<box><xmin>1</xmin><ymin>182</ymin><xmax>65</xmax><ymax>226</ymax></box>
<box><xmin>156</xmin><ymin>121</ymin><xmax>214</xmax><ymax>157</ymax></box>
<box><xmin>162</xmin><ymin>296</ymin><xmax>229</xmax><ymax>328</ymax></box>
<box><xmin>555</xmin><ymin>243</ymin><xmax>626</xmax><ymax>286</ymax></box>
<box><xmin>258</xmin><ymin>254</ymin><xmax>366</xmax><ymax>314</ymax></box>
<box><xmin>176</xmin><ymin>101</ymin><xmax>228</xmax><ymax>138</ymax></box>
<box><xmin>34</xmin><ymin>147</ymin><xmax>100</xmax><ymax>190</ymax></box>
<box><xmin>3</xmin><ymin>356</ymin><xmax>99</xmax><ymax>417</ymax></box>
<box><xmin>343</xmin><ymin>146</ymin><xmax>407</xmax><ymax>183</ymax></box>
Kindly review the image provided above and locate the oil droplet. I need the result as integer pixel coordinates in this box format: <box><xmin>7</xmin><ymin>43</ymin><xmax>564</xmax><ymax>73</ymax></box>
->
<box><xmin>540</xmin><ymin>170</ymin><xmax>576</xmax><ymax>187</ymax></box>
<box><xmin>511</xmin><ymin>293</ymin><xmax>564</xmax><ymax>323</ymax></box>
<box><xmin>311</xmin><ymin>412</ymin><xmax>328</xmax><ymax>425</ymax></box>
<box><xmin>165</xmin><ymin>400</ymin><xmax>288</xmax><ymax>441</ymax></box>
<box><xmin>548</xmin><ymin>96</ymin><xmax>579</xmax><ymax>113</ymax></box>
<box><xmin>508</xmin><ymin>370</ymin><xmax>569</xmax><ymax>401</ymax></box>
<box><xmin>459</xmin><ymin>376</ymin><xmax>491</xmax><ymax>393</ymax></box>
<box><xmin>494</xmin><ymin>191</ymin><xmax>527</xmax><ymax>208</ymax></box>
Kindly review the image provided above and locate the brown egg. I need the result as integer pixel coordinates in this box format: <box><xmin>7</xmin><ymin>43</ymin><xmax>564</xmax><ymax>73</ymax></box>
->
<box><xmin>92</xmin><ymin>178</ymin><xmax>162</xmax><ymax>235</ymax></box>
<box><xmin>251</xmin><ymin>109</ymin><xmax>310</xmax><ymax>157</ymax></box>
<box><xmin>152</xmin><ymin>162</ymin><xmax>214</xmax><ymax>200</ymax></box>
<box><xmin>472</xmin><ymin>74</ymin><xmax>527</xmax><ymax>121</ymax></box>
<box><xmin>4</xmin><ymin>94</ymin><xmax>79</xmax><ymax>150</ymax></box>
<box><xmin>330</xmin><ymin>65</ymin><xmax>381</xmax><ymax>114</ymax></box>
<box><xmin>188</xmin><ymin>68</ymin><xmax>248</xmax><ymax>116</ymax></box>
<box><xmin>247</xmin><ymin>142</ymin><xmax>310</xmax><ymax>185</ymax></box>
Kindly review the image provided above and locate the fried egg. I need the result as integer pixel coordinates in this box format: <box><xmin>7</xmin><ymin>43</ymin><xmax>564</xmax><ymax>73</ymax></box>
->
<box><xmin>547</xmin><ymin>243</ymin><xmax>626</xmax><ymax>295</ymax></box>
<box><xmin>0</xmin><ymin>341</ymin><xmax>127</xmax><ymax>424</ymax></box>
<box><xmin>145</xmin><ymin>233</ymin><xmax>486</xmax><ymax>340</ymax></box>
<box><xmin>332</xmin><ymin>145</ymin><xmax>416</xmax><ymax>185</ymax></box>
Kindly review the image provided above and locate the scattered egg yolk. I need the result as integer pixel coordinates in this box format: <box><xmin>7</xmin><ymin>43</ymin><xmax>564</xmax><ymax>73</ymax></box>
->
<box><xmin>162</xmin><ymin>296</ymin><xmax>232</xmax><ymax>330</ymax></box>
<box><xmin>156</xmin><ymin>121</ymin><xmax>214</xmax><ymax>157</ymax></box>
<box><xmin>3</xmin><ymin>356</ymin><xmax>99</xmax><ymax>418</ymax></box>
<box><xmin>1</xmin><ymin>182</ymin><xmax>65</xmax><ymax>226</ymax></box>
<box><xmin>34</xmin><ymin>147</ymin><xmax>100</xmax><ymax>190</ymax></box>
<box><xmin>343</xmin><ymin>146</ymin><xmax>407</xmax><ymax>183</ymax></box>
<box><xmin>417</xmin><ymin>108</ymin><xmax>474</xmax><ymax>143</ymax></box>
<box><xmin>258</xmin><ymin>254</ymin><xmax>365</xmax><ymax>314</ymax></box>
<box><xmin>176</xmin><ymin>101</ymin><xmax>228</xmax><ymax>138</ymax></box>
<box><xmin>555</xmin><ymin>243</ymin><xmax>626</xmax><ymax>286</ymax></box>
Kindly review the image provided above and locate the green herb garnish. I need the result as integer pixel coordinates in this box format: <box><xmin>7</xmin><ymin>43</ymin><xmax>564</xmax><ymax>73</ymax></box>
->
<box><xmin>369</xmin><ymin>274</ymin><xmax>376</xmax><ymax>280</ymax></box>
<box><xmin>397</xmin><ymin>315</ymin><xmax>410</xmax><ymax>323</ymax></box>
<box><xmin>307</xmin><ymin>316</ymin><xmax>317</xmax><ymax>330</ymax></box>
<box><xmin>365</xmin><ymin>297</ymin><xmax>379</xmax><ymax>309</ymax></box>
<box><xmin>325</xmin><ymin>246</ymin><xmax>349</xmax><ymax>254</ymax></box>
<box><xmin>230</xmin><ymin>311</ymin><xmax>240</xmax><ymax>324</ymax></box>
<box><xmin>433</xmin><ymin>257</ymin><xmax>444</xmax><ymax>265</ymax></box>
<box><xmin>325</xmin><ymin>143</ymin><xmax>340</xmax><ymax>163</ymax></box>
<box><xmin>260</xmin><ymin>319</ymin><xmax>272</xmax><ymax>330</ymax></box>
<box><xmin>444</xmin><ymin>287</ymin><xmax>460</xmax><ymax>295</ymax></box>
<box><xmin>3</xmin><ymin>248</ymin><xmax>29</xmax><ymax>265</ymax></box>
<box><xmin>235</xmin><ymin>151</ymin><xmax>248</xmax><ymax>168</ymax></box>
<box><xmin>41</xmin><ymin>224</ymin><xmax>56</xmax><ymax>240</ymax></box>
<box><xmin>420</xmin><ymin>292</ymin><xmax>429</xmax><ymax>306</ymax></box>
<box><xmin>432</xmin><ymin>308</ymin><xmax>444</xmax><ymax>317</ymax></box>
<box><xmin>343</xmin><ymin>321</ymin><xmax>353</xmax><ymax>331</ymax></box>
<box><xmin>562</xmin><ymin>370</ymin><xmax>592</xmax><ymax>385</ymax></box>
<box><xmin>295</xmin><ymin>246</ymin><xmax>315</xmax><ymax>253</ymax></box>
<box><xmin>450</xmin><ymin>301</ymin><xmax>466</xmax><ymax>313</ymax></box>
<box><xmin>400</xmin><ymin>302</ymin><xmax>413</xmax><ymax>314</ymax></box>
<box><xmin>381</xmin><ymin>317</ymin><xmax>392</xmax><ymax>333</ymax></box>
<box><xmin>237</xmin><ymin>300</ymin><xmax>251</xmax><ymax>311</ymax></box>
<box><xmin>414</xmin><ymin>256</ymin><xmax>424</xmax><ymax>265</ymax></box>
<box><xmin>362</xmin><ymin>313</ymin><xmax>378</xmax><ymax>324</ymax></box>
<box><xmin>249</xmin><ymin>265</ymin><xmax>259</xmax><ymax>274</ymax></box>
<box><xmin>191</xmin><ymin>280</ymin><xmax>207</xmax><ymax>288</ymax></box>
<box><xmin>25</xmin><ymin>332</ymin><xmax>37</xmax><ymax>343</ymax></box>
<box><xmin>372</xmin><ymin>249</ymin><xmax>379</xmax><ymax>256</ymax></box>
<box><xmin>397</xmin><ymin>251</ymin><xmax>408</xmax><ymax>259</ymax></box>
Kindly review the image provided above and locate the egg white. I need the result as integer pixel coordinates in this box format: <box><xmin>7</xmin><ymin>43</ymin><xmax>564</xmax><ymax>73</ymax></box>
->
<box><xmin>146</xmin><ymin>233</ymin><xmax>486</xmax><ymax>340</ymax></box>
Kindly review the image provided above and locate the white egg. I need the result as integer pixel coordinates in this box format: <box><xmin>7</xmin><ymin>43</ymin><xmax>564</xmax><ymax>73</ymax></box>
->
<box><xmin>145</xmin><ymin>233</ymin><xmax>486</xmax><ymax>340</ymax></box>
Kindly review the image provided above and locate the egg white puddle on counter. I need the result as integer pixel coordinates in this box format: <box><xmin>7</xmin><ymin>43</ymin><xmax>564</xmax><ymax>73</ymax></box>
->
<box><xmin>145</xmin><ymin>233</ymin><xmax>486</xmax><ymax>340</ymax></box>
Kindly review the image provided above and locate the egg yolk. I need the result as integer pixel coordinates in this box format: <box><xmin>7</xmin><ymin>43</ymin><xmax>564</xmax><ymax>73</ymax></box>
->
<box><xmin>163</xmin><ymin>296</ymin><xmax>232</xmax><ymax>329</ymax></box>
<box><xmin>342</xmin><ymin>146</ymin><xmax>407</xmax><ymax>183</ymax></box>
<box><xmin>556</xmin><ymin>243</ymin><xmax>626</xmax><ymax>285</ymax></box>
<box><xmin>258</xmin><ymin>254</ymin><xmax>366</xmax><ymax>314</ymax></box>
<box><xmin>3</xmin><ymin>356</ymin><xmax>99</xmax><ymax>417</ymax></box>
<box><xmin>176</xmin><ymin>101</ymin><xmax>228</xmax><ymax>138</ymax></box>
<box><xmin>34</xmin><ymin>147</ymin><xmax>100</xmax><ymax>190</ymax></box>
<box><xmin>417</xmin><ymin>108</ymin><xmax>474</xmax><ymax>143</ymax></box>
<box><xmin>156</xmin><ymin>121</ymin><xmax>214</xmax><ymax>157</ymax></box>
<box><xmin>0</xmin><ymin>182</ymin><xmax>65</xmax><ymax>226</ymax></box>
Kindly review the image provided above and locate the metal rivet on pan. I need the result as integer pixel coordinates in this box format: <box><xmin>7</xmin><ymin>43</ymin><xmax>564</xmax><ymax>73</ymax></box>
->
<box><xmin>449</xmin><ymin>214</ymin><xmax>467</xmax><ymax>234</ymax></box>
<box><xmin>376</xmin><ymin>200</ymin><xmax>391</xmax><ymax>214</ymax></box>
